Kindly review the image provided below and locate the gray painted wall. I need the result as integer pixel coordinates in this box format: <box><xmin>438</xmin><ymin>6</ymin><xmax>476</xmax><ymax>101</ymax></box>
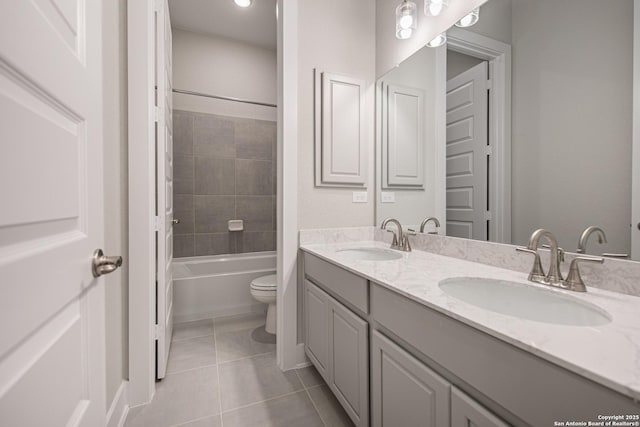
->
<box><xmin>446</xmin><ymin>51</ymin><xmax>484</xmax><ymax>80</ymax></box>
<box><xmin>103</xmin><ymin>0</ymin><xmax>128</xmax><ymax>409</ymax></box>
<box><xmin>459</xmin><ymin>0</ymin><xmax>512</xmax><ymax>45</ymax></box>
<box><xmin>172</xmin><ymin>29</ymin><xmax>277</xmax><ymax>121</ymax></box>
<box><xmin>173</xmin><ymin>110</ymin><xmax>277</xmax><ymax>257</ymax></box>
<box><xmin>297</xmin><ymin>0</ymin><xmax>376</xmax><ymax>229</ymax></box>
<box><xmin>510</xmin><ymin>0</ymin><xmax>633</xmax><ymax>252</ymax></box>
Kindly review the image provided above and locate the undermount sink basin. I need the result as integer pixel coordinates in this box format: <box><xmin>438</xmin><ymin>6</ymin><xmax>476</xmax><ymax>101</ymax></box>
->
<box><xmin>438</xmin><ymin>277</ymin><xmax>611</xmax><ymax>327</ymax></box>
<box><xmin>336</xmin><ymin>247</ymin><xmax>403</xmax><ymax>261</ymax></box>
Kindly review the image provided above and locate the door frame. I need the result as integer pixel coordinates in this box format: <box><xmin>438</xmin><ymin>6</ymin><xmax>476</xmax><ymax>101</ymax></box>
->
<box><xmin>127</xmin><ymin>0</ymin><xmax>301</xmax><ymax>407</ymax></box>
<box><xmin>127</xmin><ymin>0</ymin><xmax>157</xmax><ymax>407</ymax></box>
<box><xmin>632</xmin><ymin>0</ymin><xmax>640</xmax><ymax>260</ymax></box>
<box><xmin>276</xmin><ymin>0</ymin><xmax>302</xmax><ymax>371</ymax></box>
<box><xmin>445</xmin><ymin>28</ymin><xmax>512</xmax><ymax>244</ymax></box>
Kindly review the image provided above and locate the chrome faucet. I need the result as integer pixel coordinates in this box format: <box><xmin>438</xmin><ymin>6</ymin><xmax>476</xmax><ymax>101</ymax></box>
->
<box><xmin>517</xmin><ymin>228</ymin><xmax>604</xmax><ymax>292</ymax></box>
<box><xmin>577</xmin><ymin>226</ymin><xmax>607</xmax><ymax>254</ymax></box>
<box><xmin>419</xmin><ymin>217</ymin><xmax>441</xmax><ymax>234</ymax></box>
<box><xmin>381</xmin><ymin>218</ymin><xmax>411</xmax><ymax>252</ymax></box>
<box><xmin>381</xmin><ymin>218</ymin><xmax>403</xmax><ymax>250</ymax></box>
<box><xmin>529</xmin><ymin>229</ymin><xmax>565</xmax><ymax>286</ymax></box>
<box><xmin>577</xmin><ymin>225</ymin><xmax>628</xmax><ymax>259</ymax></box>
<box><xmin>516</xmin><ymin>229</ymin><xmax>564</xmax><ymax>287</ymax></box>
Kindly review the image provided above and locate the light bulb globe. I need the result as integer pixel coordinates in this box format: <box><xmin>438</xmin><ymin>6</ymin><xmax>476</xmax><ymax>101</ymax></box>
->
<box><xmin>234</xmin><ymin>0</ymin><xmax>253</xmax><ymax>8</ymax></box>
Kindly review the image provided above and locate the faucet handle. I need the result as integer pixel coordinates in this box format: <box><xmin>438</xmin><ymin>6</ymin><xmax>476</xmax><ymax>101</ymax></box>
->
<box><xmin>565</xmin><ymin>256</ymin><xmax>604</xmax><ymax>292</ymax></box>
<box><xmin>516</xmin><ymin>247</ymin><xmax>546</xmax><ymax>283</ymax></box>
<box><xmin>516</xmin><ymin>247</ymin><xmax>535</xmax><ymax>255</ymax></box>
<box><xmin>602</xmin><ymin>253</ymin><xmax>629</xmax><ymax>259</ymax></box>
<box><xmin>401</xmin><ymin>235</ymin><xmax>412</xmax><ymax>252</ymax></box>
<box><xmin>541</xmin><ymin>244</ymin><xmax>565</xmax><ymax>261</ymax></box>
<box><xmin>386</xmin><ymin>229</ymin><xmax>399</xmax><ymax>248</ymax></box>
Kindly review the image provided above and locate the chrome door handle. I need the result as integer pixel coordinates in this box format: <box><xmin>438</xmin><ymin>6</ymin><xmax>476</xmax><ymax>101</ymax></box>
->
<box><xmin>172</xmin><ymin>219</ymin><xmax>180</xmax><ymax>225</ymax></box>
<box><xmin>92</xmin><ymin>249</ymin><xmax>123</xmax><ymax>278</ymax></box>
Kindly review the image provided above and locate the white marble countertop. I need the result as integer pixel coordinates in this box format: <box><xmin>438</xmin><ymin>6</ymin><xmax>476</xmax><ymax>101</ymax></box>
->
<box><xmin>299</xmin><ymin>240</ymin><xmax>640</xmax><ymax>402</ymax></box>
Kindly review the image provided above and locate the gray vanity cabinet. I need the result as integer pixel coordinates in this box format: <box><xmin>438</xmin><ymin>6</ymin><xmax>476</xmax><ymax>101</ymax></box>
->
<box><xmin>328</xmin><ymin>296</ymin><xmax>369</xmax><ymax>426</ymax></box>
<box><xmin>451</xmin><ymin>387</ymin><xmax>509</xmax><ymax>427</ymax></box>
<box><xmin>451</xmin><ymin>387</ymin><xmax>510</xmax><ymax>427</ymax></box>
<box><xmin>371</xmin><ymin>330</ymin><xmax>450</xmax><ymax>427</ymax></box>
<box><xmin>304</xmin><ymin>277</ymin><xmax>369</xmax><ymax>427</ymax></box>
<box><xmin>304</xmin><ymin>279</ymin><xmax>330</xmax><ymax>379</ymax></box>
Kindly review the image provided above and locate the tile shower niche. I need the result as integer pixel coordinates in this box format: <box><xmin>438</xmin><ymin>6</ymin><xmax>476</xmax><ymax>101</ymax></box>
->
<box><xmin>172</xmin><ymin>110</ymin><xmax>277</xmax><ymax>257</ymax></box>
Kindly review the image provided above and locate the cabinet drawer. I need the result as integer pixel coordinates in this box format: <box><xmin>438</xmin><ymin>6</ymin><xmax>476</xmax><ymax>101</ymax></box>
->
<box><xmin>304</xmin><ymin>253</ymin><xmax>368</xmax><ymax>314</ymax></box>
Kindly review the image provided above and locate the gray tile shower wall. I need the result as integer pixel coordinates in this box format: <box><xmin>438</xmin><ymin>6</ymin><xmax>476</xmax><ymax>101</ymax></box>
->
<box><xmin>173</xmin><ymin>110</ymin><xmax>277</xmax><ymax>257</ymax></box>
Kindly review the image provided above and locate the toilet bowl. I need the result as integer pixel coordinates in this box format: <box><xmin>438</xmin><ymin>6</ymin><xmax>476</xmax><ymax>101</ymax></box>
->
<box><xmin>250</xmin><ymin>274</ymin><xmax>277</xmax><ymax>335</ymax></box>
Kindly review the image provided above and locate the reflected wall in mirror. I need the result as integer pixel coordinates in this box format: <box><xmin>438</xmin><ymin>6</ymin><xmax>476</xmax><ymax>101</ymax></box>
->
<box><xmin>375</xmin><ymin>0</ymin><xmax>638</xmax><ymax>259</ymax></box>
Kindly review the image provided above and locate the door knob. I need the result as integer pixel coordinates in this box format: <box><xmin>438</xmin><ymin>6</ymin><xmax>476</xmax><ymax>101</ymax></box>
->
<box><xmin>172</xmin><ymin>219</ymin><xmax>180</xmax><ymax>225</ymax></box>
<box><xmin>92</xmin><ymin>249</ymin><xmax>123</xmax><ymax>278</ymax></box>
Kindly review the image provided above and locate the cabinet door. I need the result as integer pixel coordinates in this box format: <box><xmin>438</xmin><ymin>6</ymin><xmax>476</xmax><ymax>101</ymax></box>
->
<box><xmin>328</xmin><ymin>297</ymin><xmax>369</xmax><ymax>427</ymax></box>
<box><xmin>304</xmin><ymin>280</ymin><xmax>330</xmax><ymax>380</ymax></box>
<box><xmin>451</xmin><ymin>387</ymin><xmax>510</xmax><ymax>427</ymax></box>
<box><xmin>371</xmin><ymin>330</ymin><xmax>450</xmax><ymax>427</ymax></box>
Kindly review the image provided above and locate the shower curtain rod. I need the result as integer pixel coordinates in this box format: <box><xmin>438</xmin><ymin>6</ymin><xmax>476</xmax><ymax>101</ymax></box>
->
<box><xmin>172</xmin><ymin>88</ymin><xmax>277</xmax><ymax>108</ymax></box>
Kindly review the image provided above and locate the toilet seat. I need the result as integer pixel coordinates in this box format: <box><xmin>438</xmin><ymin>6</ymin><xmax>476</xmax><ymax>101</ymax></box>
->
<box><xmin>250</xmin><ymin>274</ymin><xmax>277</xmax><ymax>291</ymax></box>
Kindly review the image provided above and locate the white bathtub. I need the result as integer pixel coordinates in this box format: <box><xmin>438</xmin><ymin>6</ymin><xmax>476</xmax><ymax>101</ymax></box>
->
<box><xmin>172</xmin><ymin>251</ymin><xmax>276</xmax><ymax>323</ymax></box>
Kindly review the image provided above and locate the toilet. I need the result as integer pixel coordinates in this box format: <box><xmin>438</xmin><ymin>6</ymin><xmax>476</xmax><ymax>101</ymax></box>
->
<box><xmin>250</xmin><ymin>274</ymin><xmax>277</xmax><ymax>335</ymax></box>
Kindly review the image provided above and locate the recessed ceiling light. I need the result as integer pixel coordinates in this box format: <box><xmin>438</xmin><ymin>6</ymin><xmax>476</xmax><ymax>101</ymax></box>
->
<box><xmin>455</xmin><ymin>8</ymin><xmax>480</xmax><ymax>28</ymax></box>
<box><xmin>426</xmin><ymin>32</ymin><xmax>447</xmax><ymax>48</ymax></box>
<box><xmin>234</xmin><ymin>0</ymin><xmax>253</xmax><ymax>8</ymax></box>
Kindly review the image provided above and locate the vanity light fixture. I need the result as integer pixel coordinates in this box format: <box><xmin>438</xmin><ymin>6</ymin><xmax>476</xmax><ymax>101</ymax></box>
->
<box><xmin>455</xmin><ymin>8</ymin><xmax>480</xmax><ymax>27</ymax></box>
<box><xmin>426</xmin><ymin>32</ymin><xmax>447</xmax><ymax>47</ymax></box>
<box><xmin>424</xmin><ymin>0</ymin><xmax>449</xmax><ymax>17</ymax></box>
<box><xmin>233</xmin><ymin>0</ymin><xmax>253</xmax><ymax>8</ymax></box>
<box><xmin>395</xmin><ymin>0</ymin><xmax>417</xmax><ymax>40</ymax></box>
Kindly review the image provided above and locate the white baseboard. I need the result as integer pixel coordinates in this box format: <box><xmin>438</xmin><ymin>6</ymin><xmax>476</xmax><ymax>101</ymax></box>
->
<box><xmin>293</xmin><ymin>343</ymin><xmax>309</xmax><ymax>369</ymax></box>
<box><xmin>173</xmin><ymin>304</ymin><xmax>266</xmax><ymax>324</ymax></box>
<box><xmin>106</xmin><ymin>381</ymin><xmax>129</xmax><ymax>427</ymax></box>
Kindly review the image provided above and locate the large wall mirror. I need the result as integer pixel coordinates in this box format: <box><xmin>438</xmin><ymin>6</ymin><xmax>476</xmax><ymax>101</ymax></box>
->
<box><xmin>376</xmin><ymin>0</ymin><xmax>640</xmax><ymax>260</ymax></box>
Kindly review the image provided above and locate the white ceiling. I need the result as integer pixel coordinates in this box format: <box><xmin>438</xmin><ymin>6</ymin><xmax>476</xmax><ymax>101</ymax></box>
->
<box><xmin>168</xmin><ymin>0</ymin><xmax>277</xmax><ymax>50</ymax></box>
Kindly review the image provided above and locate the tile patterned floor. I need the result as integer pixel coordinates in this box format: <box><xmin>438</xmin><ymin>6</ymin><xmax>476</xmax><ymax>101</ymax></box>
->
<box><xmin>125</xmin><ymin>313</ymin><xmax>353</xmax><ymax>427</ymax></box>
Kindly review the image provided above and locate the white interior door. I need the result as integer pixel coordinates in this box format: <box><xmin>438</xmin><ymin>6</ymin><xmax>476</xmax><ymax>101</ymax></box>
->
<box><xmin>156</xmin><ymin>0</ymin><xmax>174</xmax><ymax>380</ymax></box>
<box><xmin>446</xmin><ymin>61</ymin><xmax>489</xmax><ymax>240</ymax></box>
<box><xmin>0</xmin><ymin>1</ymin><xmax>107</xmax><ymax>426</ymax></box>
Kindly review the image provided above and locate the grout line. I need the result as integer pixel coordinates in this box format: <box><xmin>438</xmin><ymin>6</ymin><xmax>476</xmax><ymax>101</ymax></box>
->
<box><xmin>212</xmin><ymin>319</ymin><xmax>225</xmax><ymax>427</ymax></box>
<box><xmin>306</xmin><ymin>383</ymin><xmax>325</xmax><ymax>391</ymax></box>
<box><xmin>221</xmin><ymin>389</ymin><xmax>306</xmax><ymax>416</ymax></box>
<box><xmin>167</xmin><ymin>315</ymin><xmax>278</xmax><ymax>426</ymax></box>
<box><xmin>171</xmin><ymin>332</ymin><xmax>214</xmax><ymax>343</ymax></box>
<box><xmin>216</xmin><ymin>350</ymin><xmax>276</xmax><ymax>365</ymax></box>
<box><xmin>165</xmin><ymin>361</ymin><xmax>218</xmax><ymax>377</ymax></box>
<box><xmin>169</xmin><ymin>412</ymin><xmax>220</xmax><ymax>427</ymax></box>
<box><xmin>296</xmin><ymin>369</ymin><xmax>327</xmax><ymax>427</ymax></box>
